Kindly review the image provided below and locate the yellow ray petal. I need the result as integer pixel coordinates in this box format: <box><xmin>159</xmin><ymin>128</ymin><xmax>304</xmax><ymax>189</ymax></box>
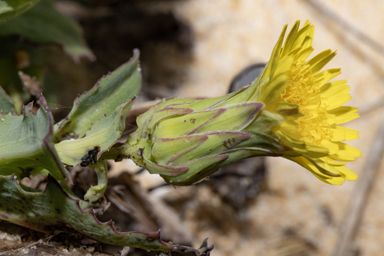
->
<box><xmin>262</xmin><ymin>25</ymin><xmax>288</xmax><ymax>80</ymax></box>
<box><xmin>333</xmin><ymin>165</ymin><xmax>358</xmax><ymax>180</ymax></box>
<box><xmin>328</xmin><ymin>106</ymin><xmax>359</xmax><ymax>124</ymax></box>
<box><xmin>295</xmin><ymin>47</ymin><xmax>314</xmax><ymax>62</ymax></box>
<box><xmin>286</xmin><ymin>156</ymin><xmax>346</xmax><ymax>185</ymax></box>
<box><xmin>260</xmin><ymin>73</ymin><xmax>290</xmax><ymax>105</ymax></box>
<box><xmin>277</xmin><ymin>130</ymin><xmax>329</xmax><ymax>158</ymax></box>
<box><xmin>281</xmin><ymin>20</ymin><xmax>301</xmax><ymax>57</ymax></box>
<box><xmin>326</xmin><ymin>93</ymin><xmax>352</xmax><ymax>110</ymax></box>
<box><xmin>308</xmin><ymin>50</ymin><xmax>337</xmax><ymax>74</ymax></box>
<box><xmin>319</xmin><ymin>139</ymin><xmax>339</xmax><ymax>154</ymax></box>
<box><xmin>331</xmin><ymin>126</ymin><xmax>359</xmax><ymax>141</ymax></box>
<box><xmin>291</xmin><ymin>22</ymin><xmax>314</xmax><ymax>50</ymax></box>
<box><xmin>330</xmin><ymin>142</ymin><xmax>362</xmax><ymax>161</ymax></box>
<box><xmin>314</xmin><ymin>69</ymin><xmax>342</xmax><ymax>88</ymax></box>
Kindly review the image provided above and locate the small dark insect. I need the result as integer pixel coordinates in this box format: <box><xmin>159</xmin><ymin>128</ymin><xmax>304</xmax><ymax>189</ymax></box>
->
<box><xmin>80</xmin><ymin>147</ymin><xmax>99</xmax><ymax>167</ymax></box>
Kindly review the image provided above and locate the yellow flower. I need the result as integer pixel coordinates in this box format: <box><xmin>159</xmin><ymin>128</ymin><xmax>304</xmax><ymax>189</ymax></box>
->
<box><xmin>250</xmin><ymin>20</ymin><xmax>361</xmax><ymax>185</ymax></box>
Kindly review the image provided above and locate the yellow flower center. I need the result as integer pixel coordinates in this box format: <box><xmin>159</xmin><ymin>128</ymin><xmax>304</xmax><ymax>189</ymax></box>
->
<box><xmin>281</xmin><ymin>61</ymin><xmax>332</xmax><ymax>144</ymax></box>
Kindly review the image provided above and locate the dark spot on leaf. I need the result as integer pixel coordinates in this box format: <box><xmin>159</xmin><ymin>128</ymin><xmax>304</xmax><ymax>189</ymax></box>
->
<box><xmin>115</xmin><ymin>154</ymin><xmax>124</xmax><ymax>161</ymax></box>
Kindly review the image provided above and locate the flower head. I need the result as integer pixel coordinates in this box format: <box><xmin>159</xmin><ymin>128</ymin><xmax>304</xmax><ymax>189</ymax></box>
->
<box><xmin>124</xmin><ymin>20</ymin><xmax>361</xmax><ymax>185</ymax></box>
<box><xmin>248</xmin><ymin>20</ymin><xmax>361</xmax><ymax>185</ymax></box>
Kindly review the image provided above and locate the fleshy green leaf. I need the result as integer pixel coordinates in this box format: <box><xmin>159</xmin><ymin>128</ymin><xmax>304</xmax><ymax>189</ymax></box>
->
<box><xmin>54</xmin><ymin>99</ymin><xmax>135</xmax><ymax>166</ymax></box>
<box><xmin>0</xmin><ymin>96</ymin><xmax>69</xmax><ymax>181</ymax></box>
<box><xmin>0</xmin><ymin>175</ymin><xmax>213</xmax><ymax>255</ymax></box>
<box><xmin>55</xmin><ymin>50</ymin><xmax>141</xmax><ymax>141</ymax></box>
<box><xmin>0</xmin><ymin>0</ymin><xmax>94</xmax><ymax>61</ymax></box>
<box><xmin>0</xmin><ymin>0</ymin><xmax>40</xmax><ymax>24</ymax></box>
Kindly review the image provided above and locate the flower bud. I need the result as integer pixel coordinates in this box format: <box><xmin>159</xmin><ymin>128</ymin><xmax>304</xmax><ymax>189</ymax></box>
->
<box><xmin>126</xmin><ymin>94</ymin><xmax>286</xmax><ymax>185</ymax></box>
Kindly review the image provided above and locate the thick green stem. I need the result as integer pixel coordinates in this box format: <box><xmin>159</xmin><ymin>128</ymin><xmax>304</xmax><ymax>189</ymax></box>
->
<box><xmin>84</xmin><ymin>160</ymin><xmax>108</xmax><ymax>202</ymax></box>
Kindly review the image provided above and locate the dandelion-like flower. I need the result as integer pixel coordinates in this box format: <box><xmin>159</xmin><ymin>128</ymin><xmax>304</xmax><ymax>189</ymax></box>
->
<box><xmin>249</xmin><ymin>20</ymin><xmax>361</xmax><ymax>184</ymax></box>
<box><xmin>123</xmin><ymin>20</ymin><xmax>361</xmax><ymax>185</ymax></box>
